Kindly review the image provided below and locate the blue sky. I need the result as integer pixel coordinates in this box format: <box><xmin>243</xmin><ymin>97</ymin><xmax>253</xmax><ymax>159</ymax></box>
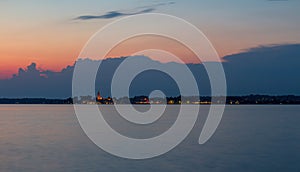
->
<box><xmin>0</xmin><ymin>0</ymin><xmax>299</xmax><ymax>78</ymax></box>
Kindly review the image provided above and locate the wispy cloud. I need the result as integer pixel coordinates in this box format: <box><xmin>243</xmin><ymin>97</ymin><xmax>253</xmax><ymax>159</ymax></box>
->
<box><xmin>267</xmin><ymin>0</ymin><xmax>289</xmax><ymax>2</ymax></box>
<box><xmin>75</xmin><ymin>2</ymin><xmax>175</xmax><ymax>20</ymax></box>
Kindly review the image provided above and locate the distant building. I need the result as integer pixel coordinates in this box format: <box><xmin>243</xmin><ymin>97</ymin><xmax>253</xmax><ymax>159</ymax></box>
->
<box><xmin>130</xmin><ymin>96</ymin><xmax>149</xmax><ymax>104</ymax></box>
<box><xmin>96</xmin><ymin>91</ymin><xmax>103</xmax><ymax>101</ymax></box>
<box><xmin>96</xmin><ymin>91</ymin><xmax>114</xmax><ymax>104</ymax></box>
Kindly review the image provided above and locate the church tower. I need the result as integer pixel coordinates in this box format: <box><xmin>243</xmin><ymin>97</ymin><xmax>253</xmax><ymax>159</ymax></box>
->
<box><xmin>96</xmin><ymin>91</ymin><xmax>103</xmax><ymax>101</ymax></box>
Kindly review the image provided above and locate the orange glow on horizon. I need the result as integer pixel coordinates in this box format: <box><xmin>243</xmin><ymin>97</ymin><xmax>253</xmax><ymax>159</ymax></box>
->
<box><xmin>105</xmin><ymin>35</ymin><xmax>201</xmax><ymax>64</ymax></box>
<box><xmin>0</xmin><ymin>28</ymin><xmax>254</xmax><ymax>79</ymax></box>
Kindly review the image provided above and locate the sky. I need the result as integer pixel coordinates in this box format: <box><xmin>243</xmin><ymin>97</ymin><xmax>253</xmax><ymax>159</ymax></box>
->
<box><xmin>1</xmin><ymin>0</ymin><xmax>300</xmax><ymax>79</ymax></box>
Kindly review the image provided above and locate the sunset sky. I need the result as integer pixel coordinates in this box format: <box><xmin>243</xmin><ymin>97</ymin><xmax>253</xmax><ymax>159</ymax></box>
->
<box><xmin>1</xmin><ymin>0</ymin><xmax>300</xmax><ymax>79</ymax></box>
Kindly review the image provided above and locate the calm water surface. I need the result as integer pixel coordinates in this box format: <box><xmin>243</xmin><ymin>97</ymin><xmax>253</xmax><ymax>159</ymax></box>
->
<box><xmin>0</xmin><ymin>105</ymin><xmax>299</xmax><ymax>172</ymax></box>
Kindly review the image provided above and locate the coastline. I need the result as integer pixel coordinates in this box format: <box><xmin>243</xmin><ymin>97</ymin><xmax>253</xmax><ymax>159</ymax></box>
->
<box><xmin>1</xmin><ymin>95</ymin><xmax>299</xmax><ymax>105</ymax></box>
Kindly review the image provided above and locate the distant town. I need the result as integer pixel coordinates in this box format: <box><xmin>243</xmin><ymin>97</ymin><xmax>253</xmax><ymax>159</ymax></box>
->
<box><xmin>0</xmin><ymin>93</ymin><xmax>300</xmax><ymax>104</ymax></box>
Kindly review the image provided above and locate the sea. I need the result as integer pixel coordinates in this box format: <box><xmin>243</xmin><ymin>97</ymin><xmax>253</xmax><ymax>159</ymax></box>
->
<box><xmin>0</xmin><ymin>105</ymin><xmax>299</xmax><ymax>172</ymax></box>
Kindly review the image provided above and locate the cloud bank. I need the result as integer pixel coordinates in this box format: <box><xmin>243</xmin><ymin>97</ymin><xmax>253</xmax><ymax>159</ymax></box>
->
<box><xmin>0</xmin><ymin>44</ymin><xmax>299</xmax><ymax>98</ymax></box>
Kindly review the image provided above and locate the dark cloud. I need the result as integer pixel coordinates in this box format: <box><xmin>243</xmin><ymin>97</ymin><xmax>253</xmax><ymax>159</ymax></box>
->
<box><xmin>223</xmin><ymin>44</ymin><xmax>300</xmax><ymax>95</ymax></box>
<box><xmin>0</xmin><ymin>63</ymin><xmax>74</xmax><ymax>98</ymax></box>
<box><xmin>0</xmin><ymin>44</ymin><xmax>299</xmax><ymax>98</ymax></box>
<box><xmin>75</xmin><ymin>2</ymin><xmax>175</xmax><ymax>20</ymax></box>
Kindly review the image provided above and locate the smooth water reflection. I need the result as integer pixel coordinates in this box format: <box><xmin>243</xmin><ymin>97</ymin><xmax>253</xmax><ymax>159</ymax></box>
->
<box><xmin>0</xmin><ymin>105</ymin><xmax>299</xmax><ymax>172</ymax></box>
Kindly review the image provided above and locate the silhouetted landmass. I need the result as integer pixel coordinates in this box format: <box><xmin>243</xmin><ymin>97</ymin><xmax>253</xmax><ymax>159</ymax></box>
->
<box><xmin>0</xmin><ymin>98</ymin><xmax>73</xmax><ymax>104</ymax></box>
<box><xmin>0</xmin><ymin>95</ymin><xmax>300</xmax><ymax>104</ymax></box>
<box><xmin>226</xmin><ymin>95</ymin><xmax>300</xmax><ymax>104</ymax></box>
